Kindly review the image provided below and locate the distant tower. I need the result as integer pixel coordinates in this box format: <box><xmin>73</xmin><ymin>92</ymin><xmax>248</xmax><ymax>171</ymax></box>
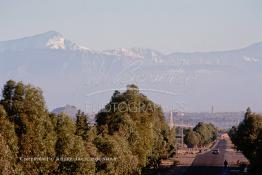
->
<box><xmin>168</xmin><ymin>111</ymin><xmax>174</xmax><ymax>129</ymax></box>
<box><xmin>211</xmin><ymin>105</ymin><xmax>214</xmax><ymax>114</ymax></box>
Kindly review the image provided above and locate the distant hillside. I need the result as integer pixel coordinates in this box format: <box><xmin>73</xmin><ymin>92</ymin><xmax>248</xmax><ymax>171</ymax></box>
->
<box><xmin>52</xmin><ymin>105</ymin><xmax>78</xmax><ymax>119</ymax></box>
<box><xmin>0</xmin><ymin>31</ymin><xmax>261</xmax><ymax>112</ymax></box>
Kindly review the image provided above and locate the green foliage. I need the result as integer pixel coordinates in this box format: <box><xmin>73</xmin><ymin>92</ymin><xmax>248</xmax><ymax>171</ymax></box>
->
<box><xmin>0</xmin><ymin>80</ymin><xmax>176</xmax><ymax>175</ymax></box>
<box><xmin>94</xmin><ymin>134</ymin><xmax>139</xmax><ymax>175</ymax></box>
<box><xmin>55</xmin><ymin>114</ymin><xmax>95</xmax><ymax>175</ymax></box>
<box><xmin>193</xmin><ymin>122</ymin><xmax>217</xmax><ymax>146</ymax></box>
<box><xmin>1</xmin><ymin>80</ymin><xmax>16</xmax><ymax>116</ymax></box>
<box><xmin>16</xmin><ymin>84</ymin><xmax>57</xmax><ymax>174</ymax></box>
<box><xmin>0</xmin><ymin>81</ymin><xmax>57</xmax><ymax>174</ymax></box>
<box><xmin>0</xmin><ymin>134</ymin><xmax>16</xmax><ymax>174</ymax></box>
<box><xmin>75</xmin><ymin>110</ymin><xmax>90</xmax><ymax>140</ymax></box>
<box><xmin>96</xmin><ymin>85</ymin><xmax>175</xmax><ymax>174</ymax></box>
<box><xmin>0</xmin><ymin>105</ymin><xmax>21</xmax><ymax>174</ymax></box>
<box><xmin>0</xmin><ymin>105</ymin><xmax>18</xmax><ymax>157</ymax></box>
<box><xmin>229</xmin><ymin>108</ymin><xmax>262</xmax><ymax>175</ymax></box>
<box><xmin>184</xmin><ymin>129</ymin><xmax>200</xmax><ymax>148</ymax></box>
<box><xmin>184</xmin><ymin>122</ymin><xmax>217</xmax><ymax>147</ymax></box>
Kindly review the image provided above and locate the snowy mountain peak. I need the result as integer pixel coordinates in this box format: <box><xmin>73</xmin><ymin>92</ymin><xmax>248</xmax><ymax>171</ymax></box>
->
<box><xmin>104</xmin><ymin>48</ymin><xmax>144</xmax><ymax>58</ymax></box>
<box><xmin>103</xmin><ymin>47</ymin><xmax>163</xmax><ymax>62</ymax></box>
<box><xmin>45</xmin><ymin>34</ymin><xmax>65</xmax><ymax>49</ymax></box>
<box><xmin>0</xmin><ymin>31</ymin><xmax>90</xmax><ymax>52</ymax></box>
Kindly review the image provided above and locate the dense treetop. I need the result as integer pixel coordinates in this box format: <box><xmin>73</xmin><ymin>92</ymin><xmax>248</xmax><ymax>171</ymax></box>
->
<box><xmin>0</xmin><ymin>81</ymin><xmax>176</xmax><ymax>175</ymax></box>
<box><xmin>229</xmin><ymin>108</ymin><xmax>262</xmax><ymax>175</ymax></box>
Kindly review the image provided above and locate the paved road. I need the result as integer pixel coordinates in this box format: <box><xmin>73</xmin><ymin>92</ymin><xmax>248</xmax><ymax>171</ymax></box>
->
<box><xmin>184</xmin><ymin>137</ymin><xmax>248</xmax><ymax>175</ymax></box>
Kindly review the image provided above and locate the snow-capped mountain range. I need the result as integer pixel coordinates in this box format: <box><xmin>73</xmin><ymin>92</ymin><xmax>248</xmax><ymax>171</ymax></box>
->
<box><xmin>0</xmin><ymin>31</ymin><xmax>90</xmax><ymax>52</ymax></box>
<box><xmin>0</xmin><ymin>31</ymin><xmax>261</xmax><ymax>112</ymax></box>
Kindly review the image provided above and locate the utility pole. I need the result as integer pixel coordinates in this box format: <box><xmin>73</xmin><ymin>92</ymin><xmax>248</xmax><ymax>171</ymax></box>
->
<box><xmin>181</xmin><ymin>112</ymin><xmax>185</xmax><ymax>147</ymax></box>
<box><xmin>181</xmin><ymin>120</ymin><xmax>184</xmax><ymax>147</ymax></box>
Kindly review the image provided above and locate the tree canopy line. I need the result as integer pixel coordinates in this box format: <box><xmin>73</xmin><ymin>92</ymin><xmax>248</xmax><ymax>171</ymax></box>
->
<box><xmin>0</xmin><ymin>80</ymin><xmax>176</xmax><ymax>175</ymax></box>
<box><xmin>229</xmin><ymin>108</ymin><xmax>262</xmax><ymax>175</ymax></box>
<box><xmin>183</xmin><ymin>122</ymin><xmax>217</xmax><ymax>148</ymax></box>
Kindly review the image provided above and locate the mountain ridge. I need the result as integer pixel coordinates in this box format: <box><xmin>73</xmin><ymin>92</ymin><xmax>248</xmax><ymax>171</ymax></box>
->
<box><xmin>0</xmin><ymin>31</ymin><xmax>261</xmax><ymax>112</ymax></box>
<box><xmin>0</xmin><ymin>31</ymin><xmax>91</xmax><ymax>52</ymax></box>
<box><xmin>0</xmin><ymin>31</ymin><xmax>261</xmax><ymax>59</ymax></box>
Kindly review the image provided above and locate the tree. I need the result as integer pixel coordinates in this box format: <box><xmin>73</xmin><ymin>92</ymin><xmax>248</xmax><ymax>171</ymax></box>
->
<box><xmin>0</xmin><ymin>81</ymin><xmax>177</xmax><ymax>174</ymax></box>
<box><xmin>229</xmin><ymin>108</ymin><xmax>262</xmax><ymax>175</ymax></box>
<box><xmin>1</xmin><ymin>80</ymin><xmax>16</xmax><ymax>116</ymax></box>
<box><xmin>252</xmin><ymin>129</ymin><xmax>262</xmax><ymax>174</ymax></box>
<box><xmin>184</xmin><ymin>129</ymin><xmax>200</xmax><ymax>148</ymax></box>
<box><xmin>0</xmin><ymin>134</ymin><xmax>16</xmax><ymax>174</ymax></box>
<box><xmin>0</xmin><ymin>105</ymin><xmax>18</xmax><ymax>155</ymax></box>
<box><xmin>245</xmin><ymin>107</ymin><xmax>252</xmax><ymax>119</ymax></box>
<box><xmin>17</xmin><ymin>85</ymin><xmax>57</xmax><ymax>174</ymax></box>
<box><xmin>75</xmin><ymin>110</ymin><xmax>90</xmax><ymax>140</ymax></box>
<box><xmin>1</xmin><ymin>81</ymin><xmax>57</xmax><ymax>174</ymax></box>
<box><xmin>96</xmin><ymin>85</ymin><xmax>175</xmax><ymax>174</ymax></box>
<box><xmin>94</xmin><ymin>134</ymin><xmax>139</xmax><ymax>175</ymax></box>
<box><xmin>193</xmin><ymin>122</ymin><xmax>217</xmax><ymax>146</ymax></box>
<box><xmin>13</xmin><ymin>81</ymin><xmax>25</xmax><ymax>114</ymax></box>
<box><xmin>0</xmin><ymin>105</ymin><xmax>22</xmax><ymax>174</ymax></box>
<box><xmin>55</xmin><ymin>114</ymin><xmax>95</xmax><ymax>175</ymax></box>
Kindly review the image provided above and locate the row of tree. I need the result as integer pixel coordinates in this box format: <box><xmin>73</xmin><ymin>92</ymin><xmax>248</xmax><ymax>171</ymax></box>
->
<box><xmin>229</xmin><ymin>108</ymin><xmax>262</xmax><ymax>175</ymax></box>
<box><xmin>184</xmin><ymin>122</ymin><xmax>217</xmax><ymax>148</ymax></box>
<box><xmin>0</xmin><ymin>81</ymin><xmax>176</xmax><ymax>175</ymax></box>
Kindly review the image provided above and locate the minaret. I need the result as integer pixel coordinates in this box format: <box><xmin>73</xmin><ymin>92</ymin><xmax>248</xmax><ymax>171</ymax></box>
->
<box><xmin>168</xmin><ymin>111</ymin><xmax>174</xmax><ymax>129</ymax></box>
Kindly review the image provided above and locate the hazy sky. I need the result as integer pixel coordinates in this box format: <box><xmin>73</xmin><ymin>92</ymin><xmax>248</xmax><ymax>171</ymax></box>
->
<box><xmin>0</xmin><ymin>0</ymin><xmax>262</xmax><ymax>52</ymax></box>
